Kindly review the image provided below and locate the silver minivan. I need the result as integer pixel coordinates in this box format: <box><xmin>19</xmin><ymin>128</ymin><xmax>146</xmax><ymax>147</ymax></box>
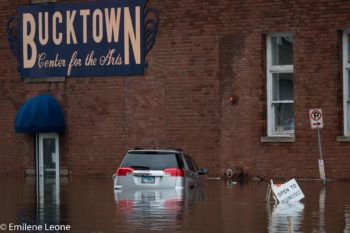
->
<box><xmin>114</xmin><ymin>149</ymin><xmax>208</xmax><ymax>190</ymax></box>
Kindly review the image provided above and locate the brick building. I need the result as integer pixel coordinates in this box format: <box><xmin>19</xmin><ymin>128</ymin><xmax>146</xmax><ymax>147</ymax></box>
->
<box><xmin>0</xmin><ymin>0</ymin><xmax>350</xmax><ymax>179</ymax></box>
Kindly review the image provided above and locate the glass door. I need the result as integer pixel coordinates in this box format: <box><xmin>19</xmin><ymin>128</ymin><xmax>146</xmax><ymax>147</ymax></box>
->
<box><xmin>37</xmin><ymin>133</ymin><xmax>60</xmax><ymax>206</ymax></box>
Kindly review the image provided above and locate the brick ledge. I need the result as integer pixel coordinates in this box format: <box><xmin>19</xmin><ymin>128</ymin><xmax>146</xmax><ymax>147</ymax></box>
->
<box><xmin>25</xmin><ymin>167</ymin><xmax>69</xmax><ymax>176</ymax></box>
<box><xmin>336</xmin><ymin>136</ymin><xmax>350</xmax><ymax>142</ymax></box>
<box><xmin>25</xmin><ymin>77</ymin><xmax>65</xmax><ymax>83</ymax></box>
<box><xmin>260</xmin><ymin>136</ymin><xmax>295</xmax><ymax>143</ymax></box>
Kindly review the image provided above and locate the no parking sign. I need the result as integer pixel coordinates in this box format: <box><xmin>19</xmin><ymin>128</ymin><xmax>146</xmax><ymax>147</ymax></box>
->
<box><xmin>309</xmin><ymin>109</ymin><xmax>324</xmax><ymax>129</ymax></box>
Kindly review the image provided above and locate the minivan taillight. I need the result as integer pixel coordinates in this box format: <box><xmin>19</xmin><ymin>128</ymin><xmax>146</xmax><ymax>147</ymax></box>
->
<box><xmin>117</xmin><ymin>168</ymin><xmax>134</xmax><ymax>176</ymax></box>
<box><xmin>164</xmin><ymin>168</ymin><xmax>184</xmax><ymax>177</ymax></box>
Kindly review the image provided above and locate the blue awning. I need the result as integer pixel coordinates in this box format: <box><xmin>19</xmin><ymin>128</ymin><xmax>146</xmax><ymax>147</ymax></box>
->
<box><xmin>15</xmin><ymin>95</ymin><xmax>65</xmax><ymax>133</ymax></box>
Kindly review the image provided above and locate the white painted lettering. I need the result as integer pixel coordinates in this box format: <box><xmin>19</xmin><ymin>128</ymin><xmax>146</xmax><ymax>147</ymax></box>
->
<box><xmin>99</xmin><ymin>49</ymin><xmax>123</xmax><ymax>66</ymax></box>
<box><xmin>66</xmin><ymin>10</ymin><xmax>77</xmax><ymax>44</ymax></box>
<box><xmin>68</xmin><ymin>51</ymin><xmax>81</xmax><ymax>75</ymax></box>
<box><xmin>80</xmin><ymin>9</ymin><xmax>90</xmax><ymax>44</ymax></box>
<box><xmin>52</xmin><ymin>12</ymin><xmax>63</xmax><ymax>45</ymax></box>
<box><xmin>22</xmin><ymin>13</ymin><xmax>37</xmax><ymax>68</ymax></box>
<box><xmin>38</xmin><ymin>12</ymin><xmax>48</xmax><ymax>45</ymax></box>
<box><xmin>124</xmin><ymin>7</ymin><xmax>141</xmax><ymax>65</ymax></box>
<box><xmin>92</xmin><ymin>9</ymin><xmax>103</xmax><ymax>43</ymax></box>
<box><xmin>38</xmin><ymin>53</ymin><xmax>66</xmax><ymax>68</ymax></box>
<box><xmin>85</xmin><ymin>50</ymin><xmax>97</xmax><ymax>66</ymax></box>
<box><xmin>104</xmin><ymin>8</ymin><xmax>121</xmax><ymax>42</ymax></box>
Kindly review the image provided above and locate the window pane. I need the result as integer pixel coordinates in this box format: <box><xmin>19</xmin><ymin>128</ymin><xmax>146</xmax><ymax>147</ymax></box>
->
<box><xmin>190</xmin><ymin>157</ymin><xmax>199</xmax><ymax>172</ymax></box>
<box><xmin>348</xmin><ymin>71</ymin><xmax>350</xmax><ymax>100</ymax></box>
<box><xmin>184</xmin><ymin>154</ymin><xmax>195</xmax><ymax>171</ymax></box>
<box><xmin>348</xmin><ymin>102</ymin><xmax>350</xmax><ymax>133</ymax></box>
<box><xmin>121</xmin><ymin>153</ymin><xmax>180</xmax><ymax>170</ymax></box>
<box><xmin>273</xmin><ymin>73</ymin><xmax>294</xmax><ymax>101</ymax></box>
<box><xmin>274</xmin><ymin>103</ymin><xmax>294</xmax><ymax>131</ymax></box>
<box><xmin>348</xmin><ymin>35</ymin><xmax>350</xmax><ymax>63</ymax></box>
<box><xmin>272</xmin><ymin>36</ymin><xmax>293</xmax><ymax>65</ymax></box>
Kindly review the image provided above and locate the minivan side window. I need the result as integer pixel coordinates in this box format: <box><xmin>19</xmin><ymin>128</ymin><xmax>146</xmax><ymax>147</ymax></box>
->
<box><xmin>175</xmin><ymin>153</ymin><xmax>185</xmax><ymax>169</ymax></box>
<box><xmin>190</xmin><ymin>157</ymin><xmax>199</xmax><ymax>172</ymax></box>
<box><xmin>184</xmin><ymin>154</ymin><xmax>198</xmax><ymax>172</ymax></box>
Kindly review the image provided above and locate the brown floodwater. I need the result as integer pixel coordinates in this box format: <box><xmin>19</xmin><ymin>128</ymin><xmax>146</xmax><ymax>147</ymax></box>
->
<box><xmin>0</xmin><ymin>177</ymin><xmax>349</xmax><ymax>233</ymax></box>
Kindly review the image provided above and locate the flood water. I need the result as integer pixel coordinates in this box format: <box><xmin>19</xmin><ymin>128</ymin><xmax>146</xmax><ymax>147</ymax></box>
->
<box><xmin>0</xmin><ymin>177</ymin><xmax>350</xmax><ymax>233</ymax></box>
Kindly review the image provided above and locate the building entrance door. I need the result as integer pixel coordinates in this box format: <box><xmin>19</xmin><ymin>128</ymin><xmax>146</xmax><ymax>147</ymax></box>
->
<box><xmin>38</xmin><ymin>133</ymin><xmax>59</xmax><ymax>177</ymax></box>
<box><xmin>36</xmin><ymin>133</ymin><xmax>60</xmax><ymax>206</ymax></box>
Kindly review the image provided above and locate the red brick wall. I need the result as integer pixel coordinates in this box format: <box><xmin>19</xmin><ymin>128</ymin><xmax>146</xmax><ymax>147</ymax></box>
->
<box><xmin>1</xmin><ymin>0</ymin><xmax>350</xmax><ymax>179</ymax></box>
<box><xmin>0</xmin><ymin>0</ymin><xmax>32</xmax><ymax>176</ymax></box>
<box><xmin>218</xmin><ymin>1</ymin><xmax>350</xmax><ymax>179</ymax></box>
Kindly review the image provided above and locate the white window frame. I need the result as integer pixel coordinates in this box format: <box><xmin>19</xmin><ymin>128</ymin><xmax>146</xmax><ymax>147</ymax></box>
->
<box><xmin>343</xmin><ymin>31</ymin><xmax>350</xmax><ymax>136</ymax></box>
<box><xmin>266</xmin><ymin>33</ymin><xmax>294</xmax><ymax>136</ymax></box>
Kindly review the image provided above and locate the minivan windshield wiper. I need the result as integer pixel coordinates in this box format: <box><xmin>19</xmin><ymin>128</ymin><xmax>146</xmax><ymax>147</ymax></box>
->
<box><xmin>130</xmin><ymin>166</ymin><xmax>151</xmax><ymax>170</ymax></box>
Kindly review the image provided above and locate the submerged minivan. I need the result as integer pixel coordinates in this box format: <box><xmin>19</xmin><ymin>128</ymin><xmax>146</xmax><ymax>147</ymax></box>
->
<box><xmin>114</xmin><ymin>149</ymin><xmax>208</xmax><ymax>189</ymax></box>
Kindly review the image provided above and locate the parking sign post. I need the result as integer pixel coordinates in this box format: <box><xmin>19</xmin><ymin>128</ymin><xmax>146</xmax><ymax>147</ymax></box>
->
<box><xmin>317</xmin><ymin>127</ymin><xmax>324</xmax><ymax>161</ymax></box>
<box><xmin>309</xmin><ymin>109</ymin><xmax>326</xmax><ymax>184</ymax></box>
<box><xmin>317</xmin><ymin>127</ymin><xmax>326</xmax><ymax>184</ymax></box>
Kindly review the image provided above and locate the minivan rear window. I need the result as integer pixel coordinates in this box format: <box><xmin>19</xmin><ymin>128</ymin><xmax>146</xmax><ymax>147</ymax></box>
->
<box><xmin>121</xmin><ymin>153</ymin><xmax>183</xmax><ymax>170</ymax></box>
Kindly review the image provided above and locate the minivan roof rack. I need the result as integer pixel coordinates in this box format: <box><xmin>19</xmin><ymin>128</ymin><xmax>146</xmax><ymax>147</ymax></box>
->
<box><xmin>129</xmin><ymin>147</ymin><xmax>183</xmax><ymax>152</ymax></box>
<box><xmin>164</xmin><ymin>147</ymin><xmax>183</xmax><ymax>152</ymax></box>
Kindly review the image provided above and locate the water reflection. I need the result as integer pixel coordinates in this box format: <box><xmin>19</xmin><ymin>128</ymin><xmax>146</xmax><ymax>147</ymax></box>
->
<box><xmin>3</xmin><ymin>178</ymin><xmax>350</xmax><ymax>232</ymax></box>
<box><xmin>37</xmin><ymin>177</ymin><xmax>60</xmax><ymax>207</ymax></box>
<box><xmin>317</xmin><ymin>187</ymin><xmax>326</xmax><ymax>233</ymax></box>
<box><xmin>268</xmin><ymin>202</ymin><xmax>304</xmax><ymax>233</ymax></box>
<box><xmin>114</xmin><ymin>188</ymin><xmax>206</xmax><ymax>232</ymax></box>
<box><xmin>15</xmin><ymin>177</ymin><xmax>66</xmax><ymax>233</ymax></box>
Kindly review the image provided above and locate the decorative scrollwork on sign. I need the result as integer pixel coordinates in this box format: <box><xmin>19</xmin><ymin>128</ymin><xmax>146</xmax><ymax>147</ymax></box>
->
<box><xmin>144</xmin><ymin>6</ymin><xmax>159</xmax><ymax>65</ymax></box>
<box><xmin>7</xmin><ymin>16</ymin><xmax>20</xmax><ymax>63</ymax></box>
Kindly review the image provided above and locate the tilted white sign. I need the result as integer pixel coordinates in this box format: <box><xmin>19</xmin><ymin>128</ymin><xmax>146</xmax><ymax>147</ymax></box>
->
<box><xmin>271</xmin><ymin>179</ymin><xmax>305</xmax><ymax>203</ymax></box>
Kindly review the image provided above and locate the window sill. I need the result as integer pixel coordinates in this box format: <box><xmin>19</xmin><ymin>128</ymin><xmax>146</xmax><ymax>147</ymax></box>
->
<box><xmin>336</xmin><ymin>136</ymin><xmax>350</xmax><ymax>142</ymax></box>
<box><xmin>260</xmin><ymin>136</ymin><xmax>295</xmax><ymax>143</ymax></box>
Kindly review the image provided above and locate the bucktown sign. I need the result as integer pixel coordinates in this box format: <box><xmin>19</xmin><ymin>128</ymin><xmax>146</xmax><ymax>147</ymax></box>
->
<box><xmin>7</xmin><ymin>0</ymin><xmax>159</xmax><ymax>79</ymax></box>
